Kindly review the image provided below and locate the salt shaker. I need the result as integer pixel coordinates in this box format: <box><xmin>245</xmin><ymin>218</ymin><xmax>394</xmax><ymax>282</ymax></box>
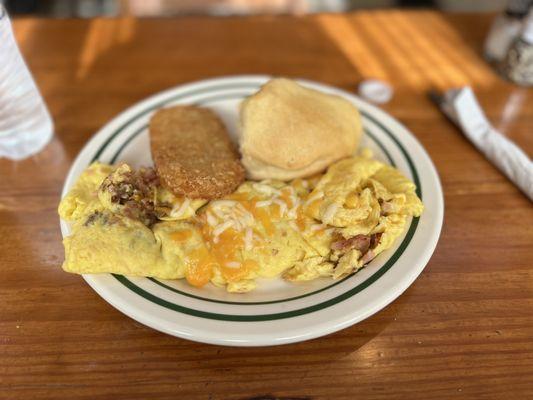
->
<box><xmin>0</xmin><ymin>5</ymin><xmax>53</xmax><ymax>160</ymax></box>
<box><xmin>484</xmin><ymin>0</ymin><xmax>531</xmax><ymax>63</ymax></box>
<box><xmin>501</xmin><ymin>9</ymin><xmax>533</xmax><ymax>85</ymax></box>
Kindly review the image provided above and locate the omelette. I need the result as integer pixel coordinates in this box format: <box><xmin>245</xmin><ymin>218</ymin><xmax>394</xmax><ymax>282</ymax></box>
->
<box><xmin>58</xmin><ymin>151</ymin><xmax>423</xmax><ymax>293</ymax></box>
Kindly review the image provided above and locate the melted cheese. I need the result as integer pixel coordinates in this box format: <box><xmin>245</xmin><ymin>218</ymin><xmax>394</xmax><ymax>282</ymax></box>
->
<box><xmin>59</xmin><ymin>153</ymin><xmax>423</xmax><ymax>293</ymax></box>
<box><xmin>185</xmin><ymin>246</ymin><xmax>215</xmax><ymax>287</ymax></box>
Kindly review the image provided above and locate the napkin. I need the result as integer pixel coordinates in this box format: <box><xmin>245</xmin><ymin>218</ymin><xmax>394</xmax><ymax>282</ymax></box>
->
<box><xmin>435</xmin><ymin>87</ymin><xmax>533</xmax><ymax>201</ymax></box>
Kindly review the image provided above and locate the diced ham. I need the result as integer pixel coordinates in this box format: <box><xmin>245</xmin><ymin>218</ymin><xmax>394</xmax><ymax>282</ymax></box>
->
<box><xmin>380</xmin><ymin>201</ymin><xmax>394</xmax><ymax>215</ymax></box>
<box><xmin>370</xmin><ymin>232</ymin><xmax>383</xmax><ymax>249</ymax></box>
<box><xmin>101</xmin><ymin>166</ymin><xmax>160</xmax><ymax>227</ymax></box>
<box><xmin>361</xmin><ymin>249</ymin><xmax>375</xmax><ymax>265</ymax></box>
<box><xmin>331</xmin><ymin>232</ymin><xmax>383</xmax><ymax>255</ymax></box>
<box><xmin>331</xmin><ymin>234</ymin><xmax>371</xmax><ymax>253</ymax></box>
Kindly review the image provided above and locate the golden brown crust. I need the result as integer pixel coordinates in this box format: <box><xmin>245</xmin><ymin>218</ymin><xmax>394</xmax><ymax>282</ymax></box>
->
<box><xmin>149</xmin><ymin>105</ymin><xmax>245</xmax><ymax>199</ymax></box>
<box><xmin>240</xmin><ymin>78</ymin><xmax>362</xmax><ymax>180</ymax></box>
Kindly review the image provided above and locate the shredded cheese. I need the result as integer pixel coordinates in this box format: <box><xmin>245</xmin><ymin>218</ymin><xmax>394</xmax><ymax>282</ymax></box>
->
<box><xmin>289</xmin><ymin>220</ymin><xmax>299</xmax><ymax>232</ymax></box>
<box><xmin>232</xmin><ymin>219</ymin><xmax>243</xmax><ymax>231</ymax></box>
<box><xmin>310</xmin><ymin>223</ymin><xmax>326</xmax><ymax>231</ymax></box>
<box><xmin>212</xmin><ymin>207</ymin><xmax>226</xmax><ymax>219</ymax></box>
<box><xmin>255</xmin><ymin>200</ymin><xmax>272</xmax><ymax>208</ymax></box>
<box><xmin>244</xmin><ymin>227</ymin><xmax>253</xmax><ymax>251</ymax></box>
<box><xmin>211</xmin><ymin>200</ymin><xmax>238</xmax><ymax>209</ymax></box>
<box><xmin>206</xmin><ymin>212</ymin><xmax>217</xmax><ymax>226</ymax></box>
<box><xmin>323</xmin><ymin>203</ymin><xmax>338</xmax><ymax>224</ymax></box>
<box><xmin>171</xmin><ymin>198</ymin><xmax>190</xmax><ymax>218</ymax></box>
<box><xmin>235</xmin><ymin>204</ymin><xmax>254</xmax><ymax>225</ymax></box>
<box><xmin>287</xmin><ymin>199</ymin><xmax>300</xmax><ymax>219</ymax></box>
<box><xmin>213</xmin><ymin>220</ymin><xmax>234</xmax><ymax>237</ymax></box>
<box><xmin>305</xmin><ymin>191</ymin><xmax>324</xmax><ymax>206</ymax></box>
<box><xmin>252</xmin><ymin>183</ymin><xmax>281</xmax><ymax>196</ymax></box>
<box><xmin>273</xmin><ymin>199</ymin><xmax>288</xmax><ymax>217</ymax></box>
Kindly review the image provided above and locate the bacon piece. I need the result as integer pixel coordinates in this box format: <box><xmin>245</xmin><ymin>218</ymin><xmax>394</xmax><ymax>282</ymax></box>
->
<box><xmin>331</xmin><ymin>234</ymin><xmax>371</xmax><ymax>253</ymax></box>
<box><xmin>101</xmin><ymin>166</ymin><xmax>160</xmax><ymax>227</ymax></box>
<box><xmin>370</xmin><ymin>232</ymin><xmax>383</xmax><ymax>249</ymax></box>
<box><xmin>361</xmin><ymin>249</ymin><xmax>375</xmax><ymax>265</ymax></box>
<box><xmin>380</xmin><ymin>201</ymin><xmax>394</xmax><ymax>215</ymax></box>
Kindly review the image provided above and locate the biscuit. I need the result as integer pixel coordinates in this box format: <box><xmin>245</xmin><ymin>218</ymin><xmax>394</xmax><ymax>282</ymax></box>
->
<box><xmin>240</xmin><ymin>78</ymin><xmax>362</xmax><ymax>180</ymax></box>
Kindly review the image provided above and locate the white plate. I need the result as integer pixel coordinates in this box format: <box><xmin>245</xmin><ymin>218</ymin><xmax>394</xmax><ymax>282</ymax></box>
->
<box><xmin>60</xmin><ymin>75</ymin><xmax>443</xmax><ymax>346</ymax></box>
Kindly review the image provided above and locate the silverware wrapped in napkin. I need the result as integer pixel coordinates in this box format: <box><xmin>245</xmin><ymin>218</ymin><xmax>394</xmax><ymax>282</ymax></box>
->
<box><xmin>429</xmin><ymin>86</ymin><xmax>533</xmax><ymax>201</ymax></box>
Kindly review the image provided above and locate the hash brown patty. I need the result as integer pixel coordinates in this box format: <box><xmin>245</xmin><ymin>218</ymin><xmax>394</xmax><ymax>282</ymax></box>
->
<box><xmin>150</xmin><ymin>105</ymin><xmax>245</xmax><ymax>199</ymax></box>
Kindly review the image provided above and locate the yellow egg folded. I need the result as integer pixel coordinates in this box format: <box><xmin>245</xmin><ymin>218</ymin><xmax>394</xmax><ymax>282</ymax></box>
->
<box><xmin>58</xmin><ymin>152</ymin><xmax>423</xmax><ymax>293</ymax></box>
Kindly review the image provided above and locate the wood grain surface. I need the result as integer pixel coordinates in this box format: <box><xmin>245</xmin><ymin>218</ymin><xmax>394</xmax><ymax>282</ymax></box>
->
<box><xmin>1</xmin><ymin>11</ymin><xmax>532</xmax><ymax>400</ymax></box>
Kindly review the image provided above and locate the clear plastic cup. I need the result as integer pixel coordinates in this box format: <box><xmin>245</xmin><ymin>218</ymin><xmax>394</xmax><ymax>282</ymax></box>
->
<box><xmin>0</xmin><ymin>5</ymin><xmax>53</xmax><ymax>160</ymax></box>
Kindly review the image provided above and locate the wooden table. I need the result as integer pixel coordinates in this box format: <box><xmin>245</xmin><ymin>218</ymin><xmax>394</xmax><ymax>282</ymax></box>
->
<box><xmin>2</xmin><ymin>11</ymin><xmax>532</xmax><ymax>400</ymax></box>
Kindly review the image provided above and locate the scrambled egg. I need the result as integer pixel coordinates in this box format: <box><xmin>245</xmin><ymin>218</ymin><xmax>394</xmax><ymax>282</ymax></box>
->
<box><xmin>59</xmin><ymin>152</ymin><xmax>423</xmax><ymax>293</ymax></box>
